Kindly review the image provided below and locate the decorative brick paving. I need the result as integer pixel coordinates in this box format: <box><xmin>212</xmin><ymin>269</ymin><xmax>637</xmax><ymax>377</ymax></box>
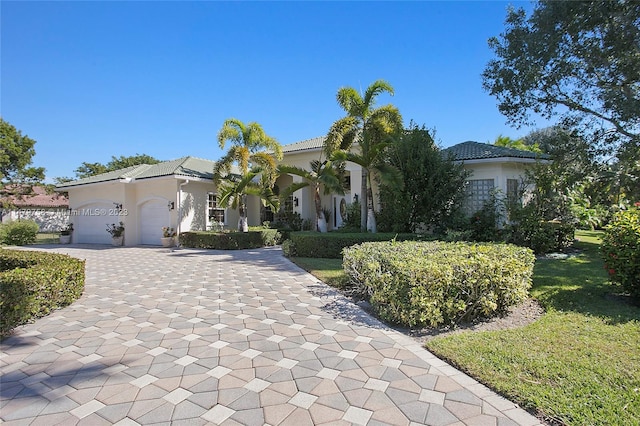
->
<box><xmin>0</xmin><ymin>245</ymin><xmax>543</xmax><ymax>425</ymax></box>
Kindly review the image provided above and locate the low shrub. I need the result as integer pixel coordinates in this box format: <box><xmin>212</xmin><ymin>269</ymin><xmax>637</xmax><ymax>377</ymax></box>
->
<box><xmin>508</xmin><ymin>219</ymin><xmax>575</xmax><ymax>254</ymax></box>
<box><xmin>0</xmin><ymin>220</ymin><xmax>39</xmax><ymax>246</ymax></box>
<box><xmin>180</xmin><ymin>229</ymin><xmax>281</xmax><ymax>250</ymax></box>
<box><xmin>342</xmin><ymin>241</ymin><xmax>534</xmax><ymax>327</ymax></box>
<box><xmin>0</xmin><ymin>249</ymin><xmax>85</xmax><ymax>336</ymax></box>
<box><xmin>601</xmin><ymin>205</ymin><xmax>640</xmax><ymax>299</ymax></box>
<box><xmin>285</xmin><ymin>232</ymin><xmax>426</xmax><ymax>259</ymax></box>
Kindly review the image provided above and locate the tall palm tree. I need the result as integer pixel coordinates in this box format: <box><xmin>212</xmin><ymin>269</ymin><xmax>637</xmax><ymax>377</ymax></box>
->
<box><xmin>325</xmin><ymin>80</ymin><xmax>403</xmax><ymax>232</ymax></box>
<box><xmin>214</xmin><ymin>118</ymin><xmax>283</xmax><ymax>232</ymax></box>
<box><xmin>278</xmin><ymin>159</ymin><xmax>345</xmax><ymax>232</ymax></box>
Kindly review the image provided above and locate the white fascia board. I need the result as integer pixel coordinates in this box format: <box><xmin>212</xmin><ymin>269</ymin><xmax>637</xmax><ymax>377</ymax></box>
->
<box><xmin>455</xmin><ymin>157</ymin><xmax>547</xmax><ymax>166</ymax></box>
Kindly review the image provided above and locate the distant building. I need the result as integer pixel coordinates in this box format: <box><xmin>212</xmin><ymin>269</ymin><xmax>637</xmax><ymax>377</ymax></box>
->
<box><xmin>1</xmin><ymin>185</ymin><xmax>70</xmax><ymax>232</ymax></box>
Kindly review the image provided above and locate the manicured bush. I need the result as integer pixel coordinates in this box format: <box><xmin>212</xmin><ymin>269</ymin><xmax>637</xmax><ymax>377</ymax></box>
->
<box><xmin>342</xmin><ymin>241</ymin><xmax>535</xmax><ymax>327</ymax></box>
<box><xmin>508</xmin><ymin>218</ymin><xmax>575</xmax><ymax>254</ymax></box>
<box><xmin>0</xmin><ymin>220</ymin><xmax>39</xmax><ymax>246</ymax></box>
<box><xmin>180</xmin><ymin>229</ymin><xmax>281</xmax><ymax>250</ymax></box>
<box><xmin>285</xmin><ymin>231</ymin><xmax>426</xmax><ymax>259</ymax></box>
<box><xmin>0</xmin><ymin>249</ymin><xmax>85</xmax><ymax>336</ymax></box>
<box><xmin>601</xmin><ymin>205</ymin><xmax>640</xmax><ymax>299</ymax></box>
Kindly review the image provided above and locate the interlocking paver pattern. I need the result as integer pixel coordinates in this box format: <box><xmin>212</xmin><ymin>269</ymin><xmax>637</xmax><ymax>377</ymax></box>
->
<box><xmin>0</xmin><ymin>245</ymin><xmax>543</xmax><ymax>425</ymax></box>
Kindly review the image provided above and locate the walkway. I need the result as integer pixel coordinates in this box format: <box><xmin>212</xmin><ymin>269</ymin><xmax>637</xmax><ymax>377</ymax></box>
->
<box><xmin>0</xmin><ymin>246</ymin><xmax>543</xmax><ymax>425</ymax></box>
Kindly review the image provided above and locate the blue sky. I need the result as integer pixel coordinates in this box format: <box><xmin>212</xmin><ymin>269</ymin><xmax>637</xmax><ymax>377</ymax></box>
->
<box><xmin>2</xmin><ymin>1</ymin><xmax>543</xmax><ymax>182</ymax></box>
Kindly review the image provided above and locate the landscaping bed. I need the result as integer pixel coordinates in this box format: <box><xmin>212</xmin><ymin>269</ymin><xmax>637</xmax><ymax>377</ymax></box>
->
<box><xmin>290</xmin><ymin>230</ymin><xmax>640</xmax><ymax>425</ymax></box>
<box><xmin>0</xmin><ymin>249</ymin><xmax>85</xmax><ymax>337</ymax></box>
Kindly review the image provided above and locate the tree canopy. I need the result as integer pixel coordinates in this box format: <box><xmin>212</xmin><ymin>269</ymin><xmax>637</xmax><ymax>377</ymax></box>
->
<box><xmin>69</xmin><ymin>154</ymin><xmax>161</xmax><ymax>180</ymax></box>
<box><xmin>483</xmin><ymin>1</ymin><xmax>640</xmax><ymax>154</ymax></box>
<box><xmin>214</xmin><ymin>118</ymin><xmax>282</xmax><ymax>232</ymax></box>
<box><xmin>325</xmin><ymin>79</ymin><xmax>403</xmax><ymax>232</ymax></box>
<box><xmin>0</xmin><ymin>118</ymin><xmax>45</xmax><ymax>185</ymax></box>
<box><xmin>378</xmin><ymin>123</ymin><xmax>469</xmax><ymax>233</ymax></box>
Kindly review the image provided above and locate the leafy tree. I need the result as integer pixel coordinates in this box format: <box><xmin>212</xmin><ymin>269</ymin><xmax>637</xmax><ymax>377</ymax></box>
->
<box><xmin>214</xmin><ymin>118</ymin><xmax>282</xmax><ymax>232</ymax></box>
<box><xmin>278</xmin><ymin>159</ymin><xmax>344</xmax><ymax>233</ymax></box>
<box><xmin>325</xmin><ymin>79</ymin><xmax>403</xmax><ymax>233</ymax></box>
<box><xmin>483</xmin><ymin>1</ymin><xmax>640</xmax><ymax>157</ymax></box>
<box><xmin>216</xmin><ymin>167</ymin><xmax>279</xmax><ymax>231</ymax></box>
<box><xmin>0</xmin><ymin>119</ymin><xmax>45</xmax><ymax>186</ymax></box>
<box><xmin>73</xmin><ymin>154</ymin><xmax>160</xmax><ymax>179</ymax></box>
<box><xmin>378</xmin><ymin>123</ymin><xmax>469</xmax><ymax>233</ymax></box>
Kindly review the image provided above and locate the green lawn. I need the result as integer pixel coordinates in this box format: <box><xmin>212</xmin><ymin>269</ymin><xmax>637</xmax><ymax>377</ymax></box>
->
<box><xmin>292</xmin><ymin>231</ymin><xmax>640</xmax><ymax>425</ymax></box>
<box><xmin>291</xmin><ymin>257</ymin><xmax>346</xmax><ymax>289</ymax></box>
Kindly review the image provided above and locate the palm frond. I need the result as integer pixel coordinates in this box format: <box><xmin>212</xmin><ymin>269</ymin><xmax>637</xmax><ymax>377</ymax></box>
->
<box><xmin>278</xmin><ymin>181</ymin><xmax>309</xmax><ymax>203</ymax></box>
<box><xmin>363</xmin><ymin>80</ymin><xmax>394</xmax><ymax>110</ymax></box>
<box><xmin>217</xmin><ymin>118</ymin><xmax>245</xmax><ymax>149</ymax></box>
<box><xmin>277</xmin><ymin>164</ymin><xmax>313</xmax><ymax>181</ymax></box>
<box><xmin>325</xmin><ymin>116</ymin><xmax>359</xmax><ymax>156</ymax></box>
<box><xmin>336</xmin><ymin>87</ymin><xmax>363</xmax><ymax>116</ymax></box>
<box><xmin>373</xmin><ymin>162</ymin><xmax>404</xmax><ymax>190</ymax></box>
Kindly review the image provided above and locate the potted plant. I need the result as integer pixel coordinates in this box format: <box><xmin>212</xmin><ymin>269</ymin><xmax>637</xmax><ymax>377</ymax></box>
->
<box><xmin>59</xmin><ymin>223</ymin><xmax>73</xmax><ymax>244</ymax></box>
<box><xmin>161</xmin><ymin>226</ymin><xmax>176</xmax><ymax>247</ymax></box>
<box><xmin>106</xmin><ymin>222</ymin><xmax>125</xmax><ymax>246</ymax></box>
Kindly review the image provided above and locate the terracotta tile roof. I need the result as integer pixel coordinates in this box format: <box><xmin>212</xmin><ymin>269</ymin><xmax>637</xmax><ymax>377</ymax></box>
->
<box><xmin>1</xmin><ymin>185</ymin><xmax>69</xmax><ymax>208</ymax></box>
<box><xmin>443</xmin><ymin>141</ymin><xmax>550</xmax><ymax>161</ymax></box>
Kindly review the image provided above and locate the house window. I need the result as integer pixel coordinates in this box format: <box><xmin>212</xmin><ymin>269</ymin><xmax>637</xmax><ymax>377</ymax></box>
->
<box><xmin>283</xmin><ymin>195</ymin><xmax>294</xmax><ymax>214</ymax></box>
<box><xmin>207</xmin><ymin>192</ymin><xmax>225</xmax><ymax>225</ymax></box>
<box><xmin>465</xmin><ymin>179</ymin><xmax>495</xmax><ymax>214</ymax></box>
<box><xmin>261</xmin><ymin>205</ymin><xmax>274</xmax><ymax>223</ymax></box>
<box><xmin>506</xmin><ymin>179</ymin><xmax>520</xmax><ymax>204</ymax></box>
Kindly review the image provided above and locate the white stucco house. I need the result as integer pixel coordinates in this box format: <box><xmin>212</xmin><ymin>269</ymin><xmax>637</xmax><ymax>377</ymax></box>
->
<box><xmin>1</xmin><ymin>186</ymin><xmax>69</xmax><ymax>232</ymax></box>
<box><xmin>55</xmin><ymin>157</ymin><xmax>252</xmax><ymax>245</ymax></box>
<box><xmin>443</xmin><ymin>141</ymin><xmax>549</xmax><ymax>214</ymax></box>
<box><xmin>55</xmin><ymin>140</ymin><xmax>547</xmax><ymax>245</ymax></box>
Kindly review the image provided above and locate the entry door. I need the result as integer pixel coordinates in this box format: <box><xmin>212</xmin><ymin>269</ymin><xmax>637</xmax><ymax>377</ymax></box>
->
<box><xmin>333</xmin><ymin>196</ymin><xmax>347</xmax><ymax>228</ymax></box>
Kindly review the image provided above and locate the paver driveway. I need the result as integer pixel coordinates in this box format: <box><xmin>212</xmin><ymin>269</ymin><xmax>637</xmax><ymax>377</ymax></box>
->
<box><xmin>0</xmin><ymin>245</ymin><xmax>542</xmax><ymax>425</ymax></box>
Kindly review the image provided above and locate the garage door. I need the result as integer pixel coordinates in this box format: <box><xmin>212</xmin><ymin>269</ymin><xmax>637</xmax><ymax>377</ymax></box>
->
<box><xmin>140</xmin><ymin>200</ymin><xmax>170</xmax><ymax>245</ymax></box>
<box><xmin>74</xmin><ymin>203</ymin><xmax>115</xmax><ymax>244</ymax></box>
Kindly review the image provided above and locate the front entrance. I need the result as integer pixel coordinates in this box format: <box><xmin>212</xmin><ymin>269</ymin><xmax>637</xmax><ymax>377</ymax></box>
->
<box><xmin>333</xmin><ymin>196</ymin><xmax>347</xmax><ymax>229</ymax></box>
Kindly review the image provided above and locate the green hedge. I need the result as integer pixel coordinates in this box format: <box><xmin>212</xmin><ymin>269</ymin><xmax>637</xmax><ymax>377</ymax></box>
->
<box><xmin>508</xmin><ymin>220</ymin><xmax>575</xmax><ymax>254</ymax></box>
<box><xmin>0</xmin><ymin>220</ymin><xmax>39</xmax><ymax>246</ymax></box>
<box><xmin>284</xmin><ymin>232</ymin><xmax>426</xmax><ymax>258</ymax></box>
<box><xmin>601</xmin><ymin>206</ymin><xmax>640</xmax><ymax>299</ymax></box>
<box><xmin>342</xmin><ymin>241</ymin><xmax>535</xmax><ymax>327</ymax></box>
<box><xmin>0</xmin><ymin>249</ymin><xmax>85</xmax><ymax>337</ymax></box>
<box><xmin>180</xmin><ymin>229</ymin><xmax>281</xmax><ymax>250</ymax></box>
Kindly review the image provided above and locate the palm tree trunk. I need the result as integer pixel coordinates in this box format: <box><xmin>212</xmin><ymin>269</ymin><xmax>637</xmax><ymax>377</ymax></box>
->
<box><xmin>315</xmin><ymin>186</ymin><xmax>327</xmax><ymax>233</ymax></box>
<box><xmin>366</xmin><ymin>172</ymin><xmax>376</xmax><ymax>233</ymax></box>
<box><xmin>361</xmin><ymin>167</ymin><xmax>368</xmax><ymax>232</ymax></box>
<box><xmin>238</xmin><ymin>195</ymin><xmax>249</xmax><ymax>232</ymax></box>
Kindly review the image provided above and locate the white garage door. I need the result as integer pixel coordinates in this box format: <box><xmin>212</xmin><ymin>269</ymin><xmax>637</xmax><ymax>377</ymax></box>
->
<box><xmin>74</xmin><ymin>203</ymin><xmax>115</xmax><ymax>244</ymax></box>
<box><xmin>140</xmin><ymin>200</ymin><xmax>170</xmax><ymax>245</ymax></box>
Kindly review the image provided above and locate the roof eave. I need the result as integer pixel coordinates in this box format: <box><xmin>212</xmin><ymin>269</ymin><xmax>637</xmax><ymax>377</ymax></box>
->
<box><xmin>455</xmin><ymin>157</ymin><xmax>549</xmax><ymax>165</ymax></box>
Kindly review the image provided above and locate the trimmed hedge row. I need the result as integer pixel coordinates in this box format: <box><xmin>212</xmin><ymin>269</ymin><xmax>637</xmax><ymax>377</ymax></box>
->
<box><xmin>343</xmin><ymin>241</ymin><xmax>534</xmax><ymax>327</ymax></box>
<box><xmin>180</xmin><ymin>229</ymin><xmax>281</xmax><ymax>250</ymax></box>
<box><xmin>0</xmin><ymin>249</ymin><xmax>85</xmax><ymax>336</ymax></box>
<box><xmin>283</xmin><ymin>232</ymin><xmax>427</xmax><ymax>258</ymax></box>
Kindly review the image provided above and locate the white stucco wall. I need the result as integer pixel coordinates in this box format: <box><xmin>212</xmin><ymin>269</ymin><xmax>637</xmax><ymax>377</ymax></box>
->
<box><xmin>65</xmin><ymin>176</ymin><xmax>249</xmax><ymax>245</ymax></box>
<box><xmin>1</xmin><ymin>208</ymin><xmax>70</xmax><ymax>232</ymax></box>
<box><xmin>279</xmin><ymin>149</ymin><xmax>358</xmax><ymax>229</ymax></box>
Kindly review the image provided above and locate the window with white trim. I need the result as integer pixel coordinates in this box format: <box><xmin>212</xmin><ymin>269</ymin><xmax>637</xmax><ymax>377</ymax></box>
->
<box><xmin>207</xmin><ymin>192</ymin><xmax>225</xmax><ymax>226</ymax></box>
